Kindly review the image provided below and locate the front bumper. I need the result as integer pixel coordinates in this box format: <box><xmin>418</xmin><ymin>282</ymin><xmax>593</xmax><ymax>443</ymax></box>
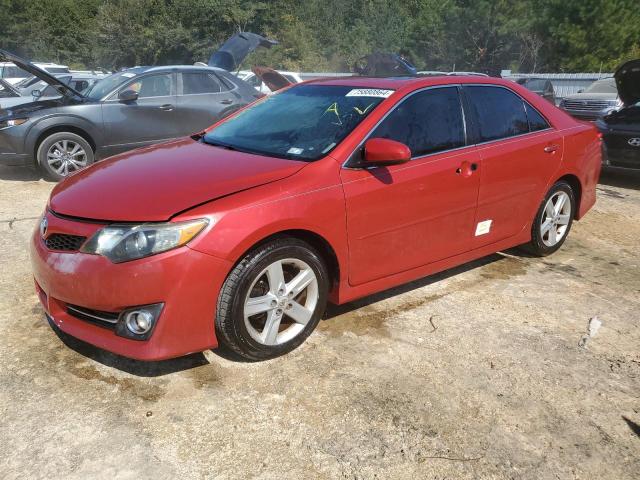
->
<box><xmin>0</xmin><ymin>124</ymin><xmax>31</xmax><ymax>166</ymax></box>
<box><xmin>30</xmin><ymin>211</ymin><xmax>232</xmax><ymax>360</ymax></box>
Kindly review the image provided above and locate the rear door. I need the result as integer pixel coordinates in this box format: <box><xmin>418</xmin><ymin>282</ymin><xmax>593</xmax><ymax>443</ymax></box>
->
<box><xmin>176</xmin><ymin>71</ymin><xmax>238</xmax><ymax>135</ymax></box>
<box><xmin>462</xmin><ymin>85</ymin><xmax>564</xmax><ymax>249</ymax></box>
<box><xmin>340</xmin><ymin>86</ymin><xmax>481</xmax><ymax>286</ymax></box>
<box><xmin>101</xmin><ymin>72</ymin><xmax>179</xmax><ymax>155</ymax></box>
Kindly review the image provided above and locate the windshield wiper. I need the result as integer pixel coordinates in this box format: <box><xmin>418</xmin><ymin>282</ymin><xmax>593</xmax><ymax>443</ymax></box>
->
<box><xmin>200</xmin><ymin>137</ymin><xmax>239</xmax><ymax>151</ymax></box>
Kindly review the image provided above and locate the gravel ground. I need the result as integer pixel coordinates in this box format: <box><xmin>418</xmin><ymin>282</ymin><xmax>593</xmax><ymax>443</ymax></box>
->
<box><xmin>0</xmin><ymin>165</ymin><xmax>638</xmax><ymax>480</ymax></box>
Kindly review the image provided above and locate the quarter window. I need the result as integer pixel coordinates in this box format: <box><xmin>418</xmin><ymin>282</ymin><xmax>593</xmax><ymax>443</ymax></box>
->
<box><xmin>182</xmin><ymin>72</ymin><xmax>222</xmax><ymax>94</ymax></box>
<box><xmin>464</xmin><ymin>86</ymin><xmax>529</xmax><ymax>142</ymax></box>
<box><xmin>524</xmin><ymin>103</ymin><xmax>550</xmax><ymax>132</ymax></box>
<box><xmin>370</xmin><ymin>87</ymin><xmax>465</xmax><ymax>157</ymax></box>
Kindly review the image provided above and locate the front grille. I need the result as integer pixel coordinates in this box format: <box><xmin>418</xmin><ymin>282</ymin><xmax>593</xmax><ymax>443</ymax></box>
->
<box><xmin>45</xmin><ymin>233</ymin><xmax>86</xmax><ymax>251</ymax></box>
<box><xmin>67</xmin><ymin>304</ymin><xmax>120</xmax><ymax>328</ymax></box>
<box><xmin>563</xmin><ymin>100</ymin><xmax>610</xmax><ymax>111</ymax></box>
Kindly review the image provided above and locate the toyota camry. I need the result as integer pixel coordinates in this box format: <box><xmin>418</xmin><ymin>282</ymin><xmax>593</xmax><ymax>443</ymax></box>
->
<box><xmin>31</xmin><ymin>75</ymin><xmax>601</xmax><ymax>361</ymax></box>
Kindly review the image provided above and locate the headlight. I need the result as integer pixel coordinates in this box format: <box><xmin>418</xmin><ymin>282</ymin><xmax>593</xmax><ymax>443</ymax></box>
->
<box><xmin>81</xmin><ymin>219</ymin><xmax>208</xmax><ymax>263</ymax></box>
<box><xmin>0</xmin><ymin>118</ymin><xmax>28</xmax><ymax>129</ymax></box>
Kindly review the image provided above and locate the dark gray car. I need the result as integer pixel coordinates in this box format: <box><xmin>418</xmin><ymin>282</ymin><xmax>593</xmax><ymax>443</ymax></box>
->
<box><xmin>0</xmin><ymin>51</ymin><xmax>261</xmax><ymax>180</ymax></box>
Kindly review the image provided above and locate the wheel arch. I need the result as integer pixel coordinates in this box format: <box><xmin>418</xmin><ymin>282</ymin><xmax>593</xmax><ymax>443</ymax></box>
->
<box><xmin>555</xmin><ymin>173</ymin><xmax>582</xmax><ymax>219</ymax></box>
<box><xmin>33</xmin><ymin>125</ymin><xmax>97</xmax><ymax>163</ymax></box>
<box><xmin>233</xmin><ymin>229</ymin><xmax>341</xmax><ymax>291</ymax></box>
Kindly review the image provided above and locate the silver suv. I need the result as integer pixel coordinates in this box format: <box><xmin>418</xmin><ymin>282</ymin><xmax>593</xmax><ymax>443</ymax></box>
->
<box><xmin>559</xmin><ymin>78</ymin><xmax>621</xmax><ymax>120</ymax></box>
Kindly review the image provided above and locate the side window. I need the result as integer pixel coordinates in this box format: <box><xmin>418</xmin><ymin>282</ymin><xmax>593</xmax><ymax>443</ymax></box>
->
<box><xmin>182</xmin><ymin>73</ymin><xmax>221</xmax><ymax>94</ymax></box>
<box><xmin>524</xmin><ymin>103</ymin><xmax>550</xmax><ymax>132</ymax></box>
<box><xmin>127</xmin><ymin>74</ymin><xmax>172</xmax><ymax>98</ymax></box>
<box><xmin>370</xmin><ymin>87</ymin><xmax>465</xmax><ymax>157</ymax></box>
<box><xmin>464</xmin><ymin>86</ymin><xmax>529</xmax><ymax>142</ymax></box>
<box><xmin>215</xmin><ymin>73</ymin><xmax>235</xmax><ymax>91</ymax></box>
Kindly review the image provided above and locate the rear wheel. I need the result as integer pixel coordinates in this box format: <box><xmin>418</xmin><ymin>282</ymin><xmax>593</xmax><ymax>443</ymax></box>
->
<box><xmin>215</xmin><ymin>237</ymin><xmax>329</xmax><ymax>361</ymax></box>
<box><xmin>37</xmin><ymin>132</ymin><xmax>94</xmax><ymax>181</ymax></box>
<box><xmin>522</xmin><ymin>181</ymin><xmax>575</xmax><ymax>256</ymax></box>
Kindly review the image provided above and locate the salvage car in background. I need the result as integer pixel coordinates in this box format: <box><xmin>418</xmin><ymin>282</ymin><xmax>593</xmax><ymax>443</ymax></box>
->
<box><xmin>559</xmin><ymin>77</ymin><xmax>621</xmax><ymax>120</ymax></box>
<box><xmin>514</xmin><ymin>77</ymin><xmax>555</xmax><ymax>104</ymax></box>
<box><xmin>596</xmin><ymin>59</ymin><xmax>640</xmax><ymax>169</ymax></box>
<box><xmin>0</xmin><ymin>49</ymin><xmax>261</xmax><ymax>180</ymax></box>
<box><xmin>0</xmin><ymin>60</ymin><xmax>69</xmax><ymax>84</ymax></box>
<box><xmin>236</xmin><ymin>69</ymin><xmax>302</xmax><ymax>94</ymax></box>
<box><xmin>31</xmin><ymin>75</ymin><xmax>601</xmax><ymax>361</ymax></box>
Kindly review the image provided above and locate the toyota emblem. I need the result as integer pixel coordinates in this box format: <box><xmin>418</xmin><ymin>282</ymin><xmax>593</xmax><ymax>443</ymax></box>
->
<box><xmin>628</xmin><ymin>138</ymin><xmax>640</xmax><ymax>147</ymax></box>
<box><xmin>40</xmin><ymin>217</ymin><xmax>48</xmax><ymax>238</ymax></box>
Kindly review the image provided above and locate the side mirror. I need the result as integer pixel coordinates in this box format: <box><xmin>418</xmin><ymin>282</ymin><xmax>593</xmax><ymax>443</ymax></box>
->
<box><xmin>363</xmin><ymin>138</ymin><xmax>411</xmax><ymax>166</ymax></box>
<box><xmin>118</xmin><ymin>89</ymin><xmax>139</xmax><ymax>102</ymax></box>
<box><xmin>577</xmin><ymin>89</ymin><xmax>584</xmax><ymax>94</ymax></box>
<box><xmin>31</xmin><ymin>89</ymin><xmax>42</xmax><ymax>99</ymax></box>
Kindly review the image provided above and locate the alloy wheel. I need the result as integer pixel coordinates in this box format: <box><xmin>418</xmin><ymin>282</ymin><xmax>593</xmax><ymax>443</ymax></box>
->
<box><xmin>47</xmin><ymin>140</ymin><xmax>87</xmax><ymax>177</ymax></box>
<box><xmin>243</xmin><ymin>258</ymin><xmax>319</xmax><ymax>346</ymax></box>
<box><xmin>540</xmin><ymin>191</ymin><xmax>572</xmax><ymax>247</ymax></box>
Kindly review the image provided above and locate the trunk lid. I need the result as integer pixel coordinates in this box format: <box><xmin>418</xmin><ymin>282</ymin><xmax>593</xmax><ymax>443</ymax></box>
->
<box><xmin>208</xmin><ymin>32</ymin><xmax>278</xmax><ymax>72</ymax></box>
<box><xmin>615</xmin><ymin>59</ymin><xmax>640</xmax><ymax>107</ymax></box>
<box><xmin>251</xmin><ymin>66</ymin><xmax>292</xmax><ymax>92</ymax></box>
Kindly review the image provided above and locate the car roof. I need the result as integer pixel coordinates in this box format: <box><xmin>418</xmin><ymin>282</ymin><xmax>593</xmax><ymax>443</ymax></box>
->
<box><xmin>125</xmin><ymin>65</ymin><xmax>228</xmax><ymax>75</ymax></box>
<box><xmin>304</xmin><ymin>75</ymin><xmax>505</xmax><ymax>90</ymax></box>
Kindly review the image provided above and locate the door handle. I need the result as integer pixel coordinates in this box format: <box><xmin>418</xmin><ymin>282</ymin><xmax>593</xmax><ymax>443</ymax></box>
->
<box><xmin>159</xmin><ymin>104</ymin><xmax>174</xmax><ymax>111</ymax></box>
<box><xmin>544</xmin><ymin>144</ymin><xmax>559</xmax><ymax>153</ymax></box>
<box><xmin>220</xmin><ymin>99</ymin><xmax>233</xmax><ymax>105</ymax></box>
<box><xmin>456</xmin><ymin>162</ymin><xmax>478</xmax><ymax>176</ymax></box>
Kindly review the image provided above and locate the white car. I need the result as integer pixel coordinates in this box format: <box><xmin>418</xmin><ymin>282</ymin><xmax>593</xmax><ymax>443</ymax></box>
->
<box><xmin>0</xmin><ymin>61</ymin><xmax>70</xmax><ymax>85</ymax></box>
<box><xmin>236</xmin><ymin>70</ymin><xmax>303</xmax><ymax>94</ymax></box>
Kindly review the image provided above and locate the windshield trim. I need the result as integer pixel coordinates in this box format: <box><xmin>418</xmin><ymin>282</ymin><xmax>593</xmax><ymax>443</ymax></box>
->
<box><xmin>202</xmin><ymin>84</ymin><xmax>395</xmax><ymax>162</ymax></box>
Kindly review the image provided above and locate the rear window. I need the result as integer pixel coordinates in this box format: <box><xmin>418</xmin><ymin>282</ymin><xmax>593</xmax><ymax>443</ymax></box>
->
<box><xmin>1</xmin><ymin>66</ymin><xmax>28</xmax><ymax>79</ymax></box>
<box><xmin>182</xmin><ymin>72</ymin><xmax>221</xmax><ymax>94</ymax></box>
<box><xmin>464</xmin><ymin>86</ymin><xmax>529</xmax><ymax>142</ymax></box>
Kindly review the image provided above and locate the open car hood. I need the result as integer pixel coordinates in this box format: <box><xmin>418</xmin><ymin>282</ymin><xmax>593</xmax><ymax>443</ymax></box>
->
<box><xmin>251</xmin><ymin>66</ymin><xmax>292</xmax><ymax>92</ymax></box>
<box><xmin>353</xmin><ymin>53</ymin><xmax>417</xmax><ymax>77</ymax></box>
<box><xmin>49</xmin><ymin>137</ymin><xmax>306</xmax><ymax>222</ymax></box>
<box><xmin>615</xmin><ymin>59</ymin><xmax>640</xmax><ymax>107</ymax></box>
<box><xmin>0</xmin><ymin>49</ymin><xmax>84</xmax><ymax>99</ymax></box>
<box><xmin>208</xmin><ymin>32</ymin><xmax>278</xmax><ymax>71</ymax></box>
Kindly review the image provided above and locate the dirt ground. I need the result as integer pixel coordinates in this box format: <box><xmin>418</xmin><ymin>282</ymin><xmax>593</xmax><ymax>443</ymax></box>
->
<box><xmin>0</xmin><ymin>164</ymin><xmax>638</xmax><ymax>480</ymax></box>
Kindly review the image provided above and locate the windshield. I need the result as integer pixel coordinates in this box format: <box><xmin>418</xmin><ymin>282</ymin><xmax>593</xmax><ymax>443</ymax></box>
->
<box><xmin>584</xmin><ymin>78</ymin><xmax>617</xmax><ymax>94</ymax></box>
<box><xmin>84</xmin><ymin>70</ymin><xmax>143</xmax><ymax>100</ymax></box>
<box><xmin>203</xmin><ymin>84</ymin><xmax>392</xmax><ymax>161</ymax></box>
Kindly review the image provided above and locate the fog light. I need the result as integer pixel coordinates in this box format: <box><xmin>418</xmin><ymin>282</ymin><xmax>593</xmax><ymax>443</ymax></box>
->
<box><xmin>125</xmin><ymin>310</ymin><xmax>154</xmax><ymax>334</ymax></box>
<box><xmin>115</xmin><ymin>303</ymin><xmax>163</xmax><ymax>340</ymax></box>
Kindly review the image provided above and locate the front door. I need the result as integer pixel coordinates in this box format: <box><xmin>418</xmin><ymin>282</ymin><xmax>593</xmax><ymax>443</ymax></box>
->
<box><xmin>101</xmin><ymin>72</ymin><xmax>179</xmax><ymax>156</ymax></box>
<box><xmin>340</xmin><ymin>86</ymin><xmax>481</xmax><ymax>286</ymax></box>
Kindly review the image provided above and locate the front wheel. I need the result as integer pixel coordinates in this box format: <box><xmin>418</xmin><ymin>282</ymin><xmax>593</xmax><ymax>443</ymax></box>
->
<box><xmin>522</xmin><ymin>181</ymin><xmax>575</xmax><ymax>256</ymax></box>
<box><xmin>37</xmin><ymin>132</ymin><xmax>94</xmax><ymax>181</ymax></box>
<box><xmin>215</xmin><ymin>237</ymin><xmax>329</xmax><ymax>361</ymax></box>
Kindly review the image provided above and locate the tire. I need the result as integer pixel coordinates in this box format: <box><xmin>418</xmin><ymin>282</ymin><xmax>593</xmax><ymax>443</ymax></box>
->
<box><xmin>37</xmin><ymin>132</ymin><xmax>94</xmax><ymax>181</ymax></box>
<box><xmin>522</xmin><ymin>180</ymin><xmax>576</xmax><ymax>256</ymax></box>
<box><xmin>215</xmin><ymin>237</ymin><xmax>329</xmax><ymax>361</ymax></box>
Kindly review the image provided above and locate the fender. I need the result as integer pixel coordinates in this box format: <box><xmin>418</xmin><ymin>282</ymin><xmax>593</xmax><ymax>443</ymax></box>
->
<box><xmin>24</xmin><ymin>113</ymin><xmax>104</xmax><ymax>160</ymax></box>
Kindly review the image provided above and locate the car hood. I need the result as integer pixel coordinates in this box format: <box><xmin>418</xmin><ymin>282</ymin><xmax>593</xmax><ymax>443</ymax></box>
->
<box><xmin>563</xmin><ymin>92</ymin><xmax>617</xmax><ymax>102</ymax></box>
<box><xmin>49</xmin><ymin>137</ymin><xmax>307</xmax><ymax>222</ymax></box>
<box><xmin>615</xmin><ymin>59</ymin><xmax>640</xmax><ymax>107</ymax></box>
<box><xmin>0</xmin><ymin>97</ymin><xmax>62</xmax><ymax>116</ymax></box>
<box><xmin>0</xmin><ymin>49</ymin><xmax>84</xmax><ymax>99</ymax></box>
<box><xmin>251</xmin><ymin>66</ymin><xmax>292</xmax><ymax>92</ymax></box>
<box><xmin>208</xmin><ymin>32</ymin><xmax>278</xmax><ymax>71</ymax></box>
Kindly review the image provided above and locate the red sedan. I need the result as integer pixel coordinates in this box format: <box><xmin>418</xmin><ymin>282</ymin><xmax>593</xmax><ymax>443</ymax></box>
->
<box><xmin>30</xmin><ymin>76</ymin><xmax>601</xmax><ymax>361</ymax></box>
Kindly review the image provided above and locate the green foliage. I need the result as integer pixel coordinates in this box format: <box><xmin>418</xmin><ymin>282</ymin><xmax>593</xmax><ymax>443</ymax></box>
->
<box><xmin>0</xmin><ymin>0</ymin><xmax>637</xmax><ymax>72</ymax></box>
